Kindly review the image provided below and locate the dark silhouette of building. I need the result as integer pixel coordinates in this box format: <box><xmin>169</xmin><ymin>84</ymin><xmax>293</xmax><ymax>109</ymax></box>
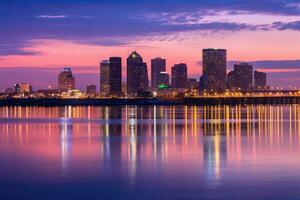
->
<box><xmin>227</xmin><ymin>70</ymin><xmax>235</xmax><ymax>89</ymax></box>
<box><xmin>109</xmin><ymin>57</ymin><xmax>122</xmax><ymax>96</ymax></box>
<box><xmin>157</xmin><ymin>71</ymin><xmax>169</xmax><ymax>86</ymax></box>
<box><xmin>151</xmin><ymin>57</ymin><xmax>166</xmax><ymax>88</ymax></box>
<box><xmin>254</xmin><ymin>71</ymin><xmax>267</xmax><ymax>90</ymax></box>
<box><xmin>100</xmin><ymin>60</ymin><xmax>110</xmax><ymax>96</ymax></box>
<box><xmin>187</xmin><ymin>78</ymin><xmax>198</xmax><ymax>90</ymax></box>
<box><xmin>58</xmin><ymin>68</ymin><xmax>75</xmax><ymax>91</ymax></box>
<box><xmin>86</xmin><ymin>84</ymin><xmax>97</xmax><ymax>95</ymax></box>
<box><xmin>200</xmin><ymin>49</ymin><xmax>226</xmax><ymax>92</ymax></box>
<box><xmin>171</xmin><ymin>63</ymin><xmax>187</xmax><ymax>89</ymax></box>
<box><xmin>127</xmin><ymin>51</ymin><xmax>149</xmax><ymax>96</ymax></box>
<box><xmin>228</xmin><ymin>63</ymin><xmax>253</xmax><ymax>91</ymax></box>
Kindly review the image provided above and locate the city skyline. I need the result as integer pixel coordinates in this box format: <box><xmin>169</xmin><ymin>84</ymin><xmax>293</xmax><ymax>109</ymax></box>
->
<box><xmin>1</xmin><ymin>49</ymin><xmax>271</xmax><ymax>93</ymax></box>
<box><xmin>0</xmin><ymin>1</ymin><xmax>300</xmax><ymax>89</ymax></box>
<box><xmin>0</xmin><ymin>49</ymin><xmax>283</xmax><ymax>92</ymax></box>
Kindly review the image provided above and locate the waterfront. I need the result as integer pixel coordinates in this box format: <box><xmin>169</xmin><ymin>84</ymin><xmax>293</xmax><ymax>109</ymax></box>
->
<box><xmin>2</xmin><ymin>105</ymin><xmax>300</xmax><ymax>199</ymax></box>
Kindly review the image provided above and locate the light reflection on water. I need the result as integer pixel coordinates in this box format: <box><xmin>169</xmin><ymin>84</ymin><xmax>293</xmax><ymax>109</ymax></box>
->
<box><xmin>1</xmin><ymin>105</ymin><xmax>300</xmax><ymax>199</ymax></box>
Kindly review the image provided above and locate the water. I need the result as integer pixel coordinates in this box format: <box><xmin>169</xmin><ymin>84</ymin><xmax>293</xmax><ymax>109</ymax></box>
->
<box><xmin>1</xmin><ymin>105</ymin><xmax>300</xmax><ymax>200</ymax></box>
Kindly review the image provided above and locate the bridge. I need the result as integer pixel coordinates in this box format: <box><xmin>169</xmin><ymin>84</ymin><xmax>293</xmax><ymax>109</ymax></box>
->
<box><xmin>184</xmin><ymin>95</ymin><xmax>300</xmax><ymax>105</ymax></box>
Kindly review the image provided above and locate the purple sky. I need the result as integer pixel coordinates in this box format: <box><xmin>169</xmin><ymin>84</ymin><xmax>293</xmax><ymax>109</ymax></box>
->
<box><xmin>0</xmin><ymin>0</ymin><xmax>300</xmax><ymax>90</ymax></box>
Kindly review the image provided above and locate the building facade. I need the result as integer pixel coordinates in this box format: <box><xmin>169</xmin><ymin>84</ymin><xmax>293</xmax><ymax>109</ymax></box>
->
<box><xmin>254</xmin><ymin>70</ymin><xmax>267</xmax><ymax>90</ymax></box>
<box><xmin>230</xmin><ymin>63</ymin><xmax>253</xmax><ymax>91</ymax></box>
<box><xmin>187</xmin><ymin>78</ymin><xmax>198</xmax><ymax>90</ymax></box>
<box><xmin>109</xmin><ymin>57</ymin><xmax>122</xmax><ymax>96</ymax></box>
<box><xmin>100</xmin><ymin>60</ymin><xmax>110</xmax><ymax>96</ymax></box>
<box><xmin>171</xmin><ymin>63</ymin><xmax>187</xmax><ymax>89</ymax></box>
<box><xmin>58</xmin><ymin>68</ymin><xmax>75</xmax><ymax>91</ymax></box>
<box><xmin>127</xmin><ymin>51</ymin><xmax>149</xmax><ymax>96</ymax></box>
<box><xmin>227</xmin><ymin>70</ymin><xmax>235</xmax><ymax>90</ymax></box>
<box><xmin>157</xmin><ymin>71</ymin><xmax>169</xmax><ymax>86</ymax></box>
<box><xmin>151</xmin><ymin>57</ymin><xmax>166</xmax><ymax>88</ymax></box>
<box><xmin>15</xmin><ymin>83</ymin><xmax>33</xmax><ymax>94</ymax></box>
<box><xmin>86</xmin><ymin>84</ymin><xmax>97</xmax><ymax>95</ymax></box>
<box><xmin>200</xmin><ymin>49</ymin><xmax>227</xmax><ymax>92</ymax></box>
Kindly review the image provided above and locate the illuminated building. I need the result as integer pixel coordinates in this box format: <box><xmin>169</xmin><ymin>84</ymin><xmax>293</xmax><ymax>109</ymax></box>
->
<box><xmin>200</xmin><ymin>49</ymin><xmax>227</xmax><ymax>92</ymax></box>
<box><xmin>86</xmin><ymin>84</ymin><xmax>97</xmax><ymax>95</ymax></box>
<box><xmin>228</xmin><ymin>63</ymin><xmax>253</xmax><ymax>91</ymax></box>
<box><xmin>157</xmin><ymin>71</ymin><xmax>169</xmax><ymax>87</ymax></box>
<box><xmin>171</xmin><ymin>63</ymin><xmax>187</xmax><ymax>89</ymax></box>
<box><xmin>14</xmin><ymin>83</ymin><xmax>33</xmax><ymax>94</ymax></box>
<box><xmin>151</xmin><ymin>57</ymin><xmax>166</xmax><ymax>88</ymax></box>
<box><xmin>37</xmin><ymin>89</ymin><xmax>60</xmax><ymax>97</ymax></box>
<box><xmin>254</xmin><ymin>70</ymin><xmax>267</xmax><ymax>90</ymax></box>
<box><xmin>109</xmin><ymin>57</ymin><xmax>122</xmax><ymax>96</ymax></box>
<box><xmin>58</xmin><ymin>68</ymin><xmax>75</xmax><ymax>91</ymax></box>
<box><xmin>127</xmin><ymin>51</ymin><xmax>149</xmax><ymax>96</ymax></box>
<box><xmin>100</xmin><ymin>60</ymin><xmax>110</xmax><ymax>96</ymax></box>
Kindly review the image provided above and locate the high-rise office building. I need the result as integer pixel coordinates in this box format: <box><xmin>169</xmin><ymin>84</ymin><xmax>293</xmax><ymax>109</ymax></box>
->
<box><xmin>157</xmin><ymin>71</ymin><xmax>169</xmax><ymax>86</ymax></box>
<box><xmin>254</xmin><ymin>70</ymin><xmax>267</xmax><ymax>90</ymax></box>
<box><xmin>100</xmin><ymin>60</ymin><xmax>110</xmax><ymax>96</ymax></box>
<box><xmin>233</xmin><ymin>63</ymin><xmax>253</xmax><ymax>91</ymax></box>
<box><xmin>127</xmin><ymin>51</ymin><xmax>149</xmax><ymax>95</ymax></box>
<box><xmin>171</xmin><ymin>63</ymin><xmax>187</xmax><ymax>89</ymax></box>
<box><xmin>109</xmin><ymin>57</ymin><xmax>122</xmax><ymax>96</ymax></box>
<box><xmin>151</xmin><ymin>57</ymin><xmax>166</xmax><ymax>88</ymax></box>
<box><xmin>58</xmin><ymin>68</ymin><xmax>75</xmax><ymax>91</ymax></box>
<box><xmin>200</xmin><ymin>49</ymin><xmax>227</xmax><ymax>92</ymax></box>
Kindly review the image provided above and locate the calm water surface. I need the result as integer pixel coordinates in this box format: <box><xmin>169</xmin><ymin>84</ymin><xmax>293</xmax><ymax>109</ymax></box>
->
<box><xmin>1</xmin><ymin>105</ymin><xmax>300</xmax><ymax>200</ymax></box>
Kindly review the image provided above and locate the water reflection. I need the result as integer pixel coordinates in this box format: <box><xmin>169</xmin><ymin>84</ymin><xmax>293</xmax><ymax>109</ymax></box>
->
<box><xmin>1</xmin><ymin>105</ymin><xmax>300</xmax><ymax>199</ymax></box>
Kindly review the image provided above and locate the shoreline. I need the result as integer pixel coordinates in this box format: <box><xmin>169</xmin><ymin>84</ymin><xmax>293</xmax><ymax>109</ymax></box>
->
<box><xmin>1</xmin><ymin>96</ymin><xmax>300</xmax><ymax>106</ymax></box>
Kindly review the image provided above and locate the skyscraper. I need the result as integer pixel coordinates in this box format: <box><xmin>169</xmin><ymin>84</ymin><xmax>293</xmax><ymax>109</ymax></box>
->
<box><xmin>254</xmin><ymin>70</ymin><xmax>267</xmax><ymax>90</ymax></box>
<box><xmin>171</xmin><ymin>63</ymin><xmax>187</xmax><ymax>89</ymax></box>
<box><xmin>58</xmin><ymin>68</ymin><xmax>75</xmax><ymax>91</ymax></box>
<box><xmin>151</xmin><ymin>57</ymin><xmax>166</xmax><ymax>88</ymax></box>
<box><xmin>200</xmin><ymin>49</ymin><xmax>227</xmax><ymax>92</ymax></box>
<box><xmin>127</xmin><ymin>51</ymin><xmax>149</xmax><ymax>96</ymax></box>
<box><xmin>109</xmin><ymin>57</ymin><xmax>122</xmax><ymax>96</ymax></box>
<box><xmin>100</xmin><ymin>60</ymin><xmax>110</xmax><ymax>96</ymax></box>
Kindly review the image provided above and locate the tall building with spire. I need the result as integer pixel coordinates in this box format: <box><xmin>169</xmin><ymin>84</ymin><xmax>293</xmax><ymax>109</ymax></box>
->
<box><xmin>58</xmin><ymin>68</ymin><xmax>75</xmax><ymax>91</ymax></box>
<box><xmin>200</xmin><ymin>49</ymin><xmax>227</xmax><ymax>92</ymax></box>
<box><xmin>127</xmin><ymin>51</ymin><xmax>148</xmax><ymax>96</ymax></box>
<box><xmin>151</xmin><ymin>57</ymin><xmax>166</xmax><ymax>88</ymax></box>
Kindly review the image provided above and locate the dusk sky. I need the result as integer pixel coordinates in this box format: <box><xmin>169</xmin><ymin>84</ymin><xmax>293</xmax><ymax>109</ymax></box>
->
<box><xmin>1</xmin><ymin>0</ymin><xmax>300</xmax><ymax>90</ymax></box>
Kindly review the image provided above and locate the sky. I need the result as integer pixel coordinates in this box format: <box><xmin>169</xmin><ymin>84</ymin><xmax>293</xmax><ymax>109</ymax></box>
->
<box><xmin>0</xmin><ymin>0</ymin><xmax>300</xmax><ymax>90</ymax></box>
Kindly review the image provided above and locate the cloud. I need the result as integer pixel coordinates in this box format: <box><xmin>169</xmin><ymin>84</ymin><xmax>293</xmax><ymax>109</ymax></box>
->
<box><xmin>0</xmin><ymin>41</ymin><xmax>42</xmax><ymax>56</ymax></box>
<box><xmin>272</xmin><ymin>21</ymin><xmax>300</xmax><ymax>30</ymax></box>
<box><xmin>227</xmin><ymin>60</ymin><xmax>300</xmax><ymax>70</ymax></box>
<box><xmin>0</xmin><ymin>0</ymin><xmax>300</xmax><ymax>57</ymax></box>
<box><xmin>36</xmin><ymin>15</ymin><xmax>68</xmax><ymax>19</ymax></box>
